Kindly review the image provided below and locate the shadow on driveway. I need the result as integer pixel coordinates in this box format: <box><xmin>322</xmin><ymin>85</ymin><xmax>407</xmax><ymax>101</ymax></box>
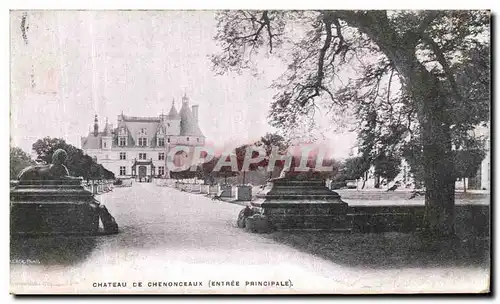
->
<box><xmin>263</xmin><ymin>230</ymin><xmax>490</xmax><ymax>269</ymax></box>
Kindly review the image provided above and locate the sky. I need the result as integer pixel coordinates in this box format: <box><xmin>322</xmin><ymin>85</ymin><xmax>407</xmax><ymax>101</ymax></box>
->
<box><xmin>10</xmin><ymin>10</ymin><xmax>357</xmax><ymax>159</ymax></box>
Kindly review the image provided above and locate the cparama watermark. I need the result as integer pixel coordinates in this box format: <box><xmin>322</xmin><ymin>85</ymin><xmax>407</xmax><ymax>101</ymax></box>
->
<box><xmin>166</xmin><ymin>145</ymin><xmax>334</xmax><ymax>173</ymax></box>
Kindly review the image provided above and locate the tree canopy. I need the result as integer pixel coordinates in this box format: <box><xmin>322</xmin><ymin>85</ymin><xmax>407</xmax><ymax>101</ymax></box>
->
<box><xmin>10</xmin><ymin>147</ymin><xmax>35</xmax><ymax>179</ymax></box>
<box><xmin>212</xmin><ymin>10</ymin><xmax>490</xmax><ymax>236</ymax></box>
<box><xmin>32</xmin><ymin>137</ymin><xmax>114</xmax><ymax>180</ymax></box>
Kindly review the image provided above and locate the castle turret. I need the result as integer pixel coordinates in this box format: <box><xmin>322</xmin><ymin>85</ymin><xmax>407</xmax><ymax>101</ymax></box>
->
<box><xmin>165</xmin><ymin>98</ymin><xmax>181</xmax><ymax>137</ymax></box>
<box><xmin>179</xmin><ymin>94</ymin><xmax>204</xmax><ymax>144</ymax></box>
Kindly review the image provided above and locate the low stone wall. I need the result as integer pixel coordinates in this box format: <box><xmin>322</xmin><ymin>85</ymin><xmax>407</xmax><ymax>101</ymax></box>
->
<box><xmin>262</xmin><ymin>204</ymin><xmax>350</xmax><ymax>231</ymax></box>
<box><xmin>118</xmin><ymin>178</ymin><xmax>133</xmax><ymax>187</ymax></box>
<box><xmin>83</xmin><ymin>180</ymin><xmax>114</xmax><ymax>194</ymax></box>
<box><xmin>348</xmin><ymin>204</ymin><xmax>490</xmax><ymax>235</ymax></box>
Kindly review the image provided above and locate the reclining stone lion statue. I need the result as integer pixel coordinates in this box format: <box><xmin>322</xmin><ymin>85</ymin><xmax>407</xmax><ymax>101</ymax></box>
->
<box><xmin>15</xmin><ymin>148</ymin><xmax>119</xmax><ymax>235</ymax></box>
<box><xmin>17</xmin><ymin>149</ymin><xmax>80</xmax><ymax>181</ymax></box>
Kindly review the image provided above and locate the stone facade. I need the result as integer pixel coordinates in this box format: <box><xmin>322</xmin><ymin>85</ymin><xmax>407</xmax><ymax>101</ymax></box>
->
<box><xmin>81</xmin><ymin>94</ymin><xmax>205</xmax><ymax>179</ymax></box>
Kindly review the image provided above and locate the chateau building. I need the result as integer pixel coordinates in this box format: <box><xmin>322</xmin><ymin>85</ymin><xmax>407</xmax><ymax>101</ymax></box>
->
<box><xmin>81</xmin><ymin>94</ymin><xmax>205</xmax><ymax>180</ymax></box>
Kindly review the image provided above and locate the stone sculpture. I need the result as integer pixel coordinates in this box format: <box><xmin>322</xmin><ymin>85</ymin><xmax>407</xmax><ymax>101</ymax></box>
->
<box><xmin>11</xmin><ymin>149</ymin><xmax>119</xmax><ymax>235</ymax></box>
<box><xmin>17</xmin><ymin>149</ymin><xmax>79</xmax><ymax>181</ymax></box>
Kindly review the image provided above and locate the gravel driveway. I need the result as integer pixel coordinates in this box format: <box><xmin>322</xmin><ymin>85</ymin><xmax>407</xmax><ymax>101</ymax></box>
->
<box><xmin>10</xmin><ymin>183</ymin><xmax>489</xmax><ymax>294</ymax></box>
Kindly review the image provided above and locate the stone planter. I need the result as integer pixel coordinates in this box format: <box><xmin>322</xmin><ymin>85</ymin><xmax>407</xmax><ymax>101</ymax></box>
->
<box><xmin>236</xmin><ymin>185</ymin><xmax>252</xmax><ymax>201</ymax></box>
<box><xmin>209</xmin><ymin>185</ymin><xmax>219</xmax><ymax>195</ymax></box>
<box><xmin>219</xmin><ymin>185</ymin><xmax>233</xmax><ymax>198</ymax></box>
<box><xmin>200</xmin><ymin>185</ymin><xmax>209</xmax><ymax>194</ymax></box>
<box><xmin>191</xmin><ymin>184</ymin><xmax>201</xmax><ymax>193</ymax></box>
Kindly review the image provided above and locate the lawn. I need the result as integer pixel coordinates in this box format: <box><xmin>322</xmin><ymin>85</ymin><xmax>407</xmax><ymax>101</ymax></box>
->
<box><xmin>263</xmin><ymin>230</ymin><xmax>490</xmax><ymax>269</ymax></box>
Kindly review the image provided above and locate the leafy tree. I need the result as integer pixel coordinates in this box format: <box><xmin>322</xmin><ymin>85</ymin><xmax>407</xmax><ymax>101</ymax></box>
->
<box><xmin>201</xmin><ymin>155</ymin><xmax>239</xmax><ymax>184</ymax></box>
<box><xmin>10</xmin><ymin>147</ymin><xmax>35</xmax><ymax>179</ymax></box>
<box><xmin>335</xmin><ymin>156</ymin><xmax>371</xmax><ymax>189</ymax></box>
<box><xmin>32</xmin><ymin>137</ymin><xmax>77</xmax><ymax>164</ymax></box>
<box><xmin>31</xmin><ymin>137</ymin><xmax>114</xmax><ymax>180</ymax></box>
<box><xmin>254</xmin><ymin>132</ymin><xmax>290</xmax><ymax>178</ymax></box>
<box><xmin>212</xmin><ymin>10</ymin><xmax>490</xmax><ymax>236</ymax></box>
<box><xmin>373</xmin><ymin>153</ymin><xmax>402</xmax><ymax>184</ymax></box>
<box><xmin>454</xmin><ymin>148</ymin><xmax>486</xmax><ymax>192</ymax></box>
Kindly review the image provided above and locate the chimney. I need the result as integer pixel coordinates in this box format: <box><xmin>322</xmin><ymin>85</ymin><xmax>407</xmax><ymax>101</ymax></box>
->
<box><xmin>93</xmin><ymin>115</ymin><xmax>99</xmax><ymax>137</ymax></box>
<box><xmin>192</xmin><ymin>105</ymin><xmax>199</xmax><ymax>121</ymax></box>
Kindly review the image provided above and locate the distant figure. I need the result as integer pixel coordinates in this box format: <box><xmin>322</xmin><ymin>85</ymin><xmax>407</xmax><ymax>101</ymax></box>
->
<box><xmin>237</xmin><ymin>205</ymin><xmax>254</xmax><ymax>228</ymax></box>
<box><xmin>17</xmin><ymin>149</ymin><xmax>79</xmax><ymax>181</ymax></box>
<box><xmin>212</xmin><ymin>191</ymin><xmax>223</xmax><ymax>201</ymax></box>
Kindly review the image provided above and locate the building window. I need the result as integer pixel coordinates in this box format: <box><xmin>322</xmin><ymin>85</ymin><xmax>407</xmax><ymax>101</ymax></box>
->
<box><xmin>138</xmin><ymin>137</ymin><xmax>148</xmax><ymax>147</ymax></box>
<box><xmin>158</xmin><ymin>166</ymin><xmax>165</xmax><ymax>176</ymax></box>
<box><xmin>158</xmin><ymin>137</ymin><xmax>165</xmax><ymax>147</ymax></box>
<box><xmin>187</xmin><ymin>137</ymin><xmax>190</xmax><ymax>142</ymax></box>
<box><xmin>119</xmin><ymin>137</ymin><xmax>126</xmax><ymax>147</ymax></box>
<box><xmin>103</xmin><ymin>142</ymin><xmax>106</xmax><ymax>148</ymax></box>
<box><xmin>139</xmin><ymin>153</ymin><xmax>147</xmax><ymax>160</ymax></box>
<box><xmin>119</xmin><ymin>152</ymin><xmax>126</xmax><ymax>160</ymax></box>
<box><xmin>167</xmin><ymin>137</ymin><xmax>170</xmax><ymax>143</ymax></box>
<box><xmin>158</xmin><ymin>152</ymin><xmax>165</xmax><ymax>160</ymax></box>
<box><xmin>120</xmin><ymin>166</ymin><xmax>126</xmax><ymax>176</ymax></box>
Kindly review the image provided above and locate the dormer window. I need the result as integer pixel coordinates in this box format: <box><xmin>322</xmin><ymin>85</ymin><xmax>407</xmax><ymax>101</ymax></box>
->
<box><xmin>138</xmin><ymin>137</ymin><xmax>148</xmax><ymax>147</ymax></box>
<box><xmin>119</xmin><ymin>137</ymin><xmax>127</xmax><ymax>147</ymax></box>
<box><xmin>158</xmin><ymin>137</ymin><xmax>165</xmax><ymax>147</ymax></box>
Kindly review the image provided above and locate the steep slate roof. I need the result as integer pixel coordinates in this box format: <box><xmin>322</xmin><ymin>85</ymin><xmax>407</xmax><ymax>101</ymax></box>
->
<box><xmin>166</xmin><ymin>99</ymin><xmax>181</xmax><ymax>120</ymax></box>
<box><xmin>116</xmin><ymin>116</ymin><xmax>136</xmax><ymax>146</ymax></box>
<box><xmin>122</xmin><ymin>116</ymin><xmax>160</xmax><ymax>138</ymax></box>
<box><xmin>179</xmin><ymin>99</ymin><xmax>204</xmax><ymax>137</ymax></box>
<box><xmin>81</xmin><ymin>132</ymin><xmax>102</xmax><ymax>149</ymax></box>
<box><xmin>151</xmin><ymin>118</ymin><xmax>167</xmax><ymax>146</ymax></box>
<box><xmin>82</xmin><ymin>96</ymin><xmax>205</xmax><ymax>149</ymax></box>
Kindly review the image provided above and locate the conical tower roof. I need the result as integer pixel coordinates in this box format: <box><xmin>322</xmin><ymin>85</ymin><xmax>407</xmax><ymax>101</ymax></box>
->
<box><xmin>166</xmin><ymin>98</ymin><xmax>181</xmax><ymax>120</ymax></box>
<box><xmin>179</xmin><ymin>96</ymin><xmax>203</xmax><ymax>137</ymax></box>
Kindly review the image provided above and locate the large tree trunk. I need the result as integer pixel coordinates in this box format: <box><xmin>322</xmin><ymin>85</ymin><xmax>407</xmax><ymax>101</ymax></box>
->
<box><xmin>416</xmin><ymin>71</ymin><xmax>456</xmax><ymax>237</ymax></box>
<box><xmin>326</xmin><ymin>11</ymin><xmax>457</xmax><ymax>237</ymax></box>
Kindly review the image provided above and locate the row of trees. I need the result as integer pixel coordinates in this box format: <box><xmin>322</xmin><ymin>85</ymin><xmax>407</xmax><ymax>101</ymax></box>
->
<box><xmin>171</xmin><ymin>132</ymin><xmax>346</xmax><ymax>185</ymax></box>
<box><xmin>337</xmin><ymin>147</ymin><xmax>485</xmax><ymax>191</ymax></box>
<box><xmin>169</xmin><ymin>128</ymin><xmax>485</xmax><ymax>190</ymax></box>
<box><xmin>170</xmin><ymin>132</ymin><xmax>290</xmax><ymax>184</ymax></box>
<box><xmin>10</xmin><ymin>137</ymin><xmax>114</xmax><ymax>180</ymax></box>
